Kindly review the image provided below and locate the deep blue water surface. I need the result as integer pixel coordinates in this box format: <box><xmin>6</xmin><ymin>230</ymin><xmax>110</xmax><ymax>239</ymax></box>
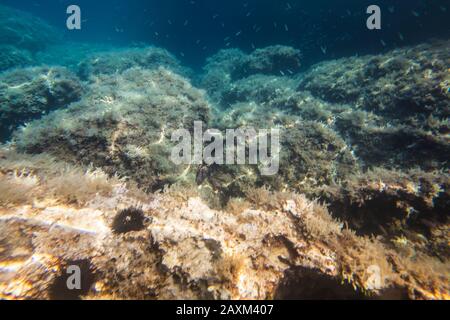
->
<box><xmin>1</xmin><ymin>0</ymin><xmax>449</xmax><ymax>68</ymax></box>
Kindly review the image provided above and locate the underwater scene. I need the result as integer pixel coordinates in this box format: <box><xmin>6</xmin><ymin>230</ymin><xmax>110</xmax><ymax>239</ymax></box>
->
<box><xmin>0</xmin><ymin>0</ymin><xmax>449</xmax><ymax>301</ymax></box>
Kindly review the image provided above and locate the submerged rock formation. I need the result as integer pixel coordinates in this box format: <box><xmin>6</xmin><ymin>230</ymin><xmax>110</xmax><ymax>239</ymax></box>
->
<box><xmin>0</xmin><ymin>67</ymin><xmax>84</xmax><ymax>141</ymax></box>
<box><xmin>299</xmin><ymin>40</ymin><xmax>450</xmax><ymax>170</ymax></box>
<box><xmin>0</xmin><ymin>19</ymin><xmax>447</xmax><ymax>299</ymax></box>
<box><xmin>197</xmin><ymin>41</ymin><xmax>449</xmax><ymax>261</ymax></box>
<box><xmin>0</xmin><ymin>149</ymin><xmax>447</xmax><ymax>300</ymax></box>
<box><xmin>78</xmin><ymin>47</ymin><xmax>191</xmax><ymax>80</ymax></box>
<box><xmin>13</xmin><ymin>67</ymin><xmax>210</xmax><ymax>191</ymax></box>
<box><xmin>200</xmin><ymin>45</ymin><xmax>302</xmax><ymax>103</ymax></box>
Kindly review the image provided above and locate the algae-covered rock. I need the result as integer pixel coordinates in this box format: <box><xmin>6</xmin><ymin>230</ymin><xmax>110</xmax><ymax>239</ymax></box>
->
<box><xmin>299</xmin><ymin>41</ymin><xmax>449</xmax><ymax>119</ymax></box>
<box><xmin>0</xmin><ymin>67</ymin><xmax>84</xmax><ymax>141</ymax></box>
<box><xmin>204</xmin><ymin>98</ymin><xmax>357</xmax><ymax>202</ymax></box>
<box><xmin>78</xmin><ymin>47</ymin><xmax>190</xmax><ymax>80</ymax></box>
<box><xmin>236</xmin><ymin>45</ymin><xmax>302</xmax><ymax>79</ymax></box>
<box><xmin>200</xmin><ymin>45</ymin><xmax>302</xmax><ymax>103</ymax></box>
<box><xmin>0</xmin><ymin>36</ymin><xmax>448</xmax><ymax>300</ymax></box>
<box><xmin>199</xmin><ymin>48</ymin><xmax>246</xmax><ymax>102</ymax></box>
<box><xmin>197</xmin><ymin>42</ymin><xmax>449</xmax><ymax>258</ymax></box>
<box><xmin>321</xmin><ymin>168</ymin><xmax>449</xmax><ymax>258</ymax></box>
<box><xmin>13</xmin><ymin>67</ymin><xmax>210</xmax><ymax>191</ymax></box>
<box><xmin>0</xmin><ymin>149</ymin><xmax>447</xmax><ymax>300</ymax></box>
<box><xmin>298</xmin><ymin>40</ymin><xmax>450</xmax><ymax>170</ymax></box>
<box><xmin>0</xmin><ymin>45</ymin><xmax>33</xmax><ymax>72</ymax></box>
<box><xmin>218</xmin><ymin>74</ymin><xmax>298</xmax><ymax>107</ymax></box>
<box><xmin>35</xmin><ymin>43</ymin><xmax>115</xmax><ymax>71</ymax></box>
<box><xmin>199</xmin><ymin>56</ymin><xmax>357</xmax><ymax>202</ymax></box>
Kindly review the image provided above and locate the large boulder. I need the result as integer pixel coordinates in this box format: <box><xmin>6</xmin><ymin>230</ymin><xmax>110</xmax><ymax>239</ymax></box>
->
<box><xmin>13</xmin><ymin>67</ymin><xmax>210</xmax><ymax>191</ymax></box>
<box><xmin>298</xmin><ymin>40</ymin><xmax>450</xmax><ymax>170</ymax></box>
<box><xmin>0</xmin><ymin>67</ymin><xmax>84</xmax><ymax>141</ymax></box>
<box><xmin>200</xmin><ymin>46</ymin><xmax>302</xmax><ymax>103</ymax></box>
<box><xmin>78</xmin><ymin>47</ymin><xmax>191</xmax><ymax>80</ymax></box>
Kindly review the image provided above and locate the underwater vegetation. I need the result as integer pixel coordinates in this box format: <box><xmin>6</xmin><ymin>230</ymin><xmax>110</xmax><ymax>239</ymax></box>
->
<box><xmin>0</xmin><ymin>4</ymin><xmax>448</xmax><ymax>300</ymax></box>
<box><xmin>0</xmin><ymin>67</ymin><xmax>84</xmax><ymax>141</ymax></box>
<box><xmin>0</xmin><ymin>149</ymin><xmax>448</xmax><ymax>300</ymax></box>
<box><xmin>13</xmin><ymin>66</ymin><xmax>210</xmax><ymax>192</ymax></box>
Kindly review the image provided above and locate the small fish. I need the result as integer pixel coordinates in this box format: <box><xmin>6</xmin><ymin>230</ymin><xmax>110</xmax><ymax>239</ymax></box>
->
<box><xmin>398</xmin><ymin>32</ymin><xmax>404</xmax><ymax>41</ymax></box>
<box><xmin>380</xmin><ymin>39</ymin><xmax>386</xmax><ymax>47</ymax></box>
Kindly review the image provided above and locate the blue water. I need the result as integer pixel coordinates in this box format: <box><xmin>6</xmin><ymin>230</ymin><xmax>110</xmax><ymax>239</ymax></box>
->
<box><xmin>1</xmin><ymin>0</ymin><xmax>449</xmax><ymax>68</ymax></box>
